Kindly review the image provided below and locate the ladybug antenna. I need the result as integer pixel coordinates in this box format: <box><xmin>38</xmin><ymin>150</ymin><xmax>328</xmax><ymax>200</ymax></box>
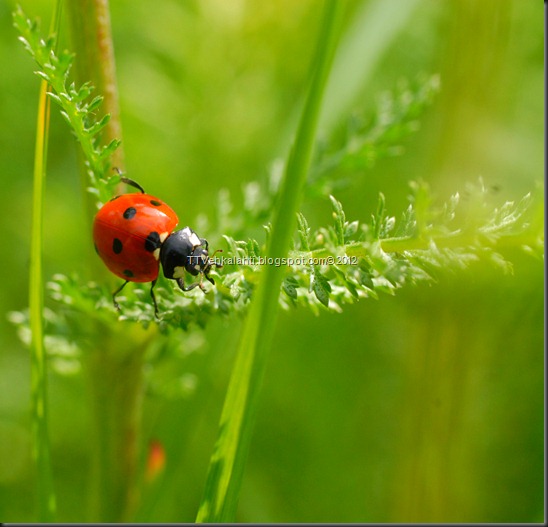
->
<box><xmin>120</xmin><ymin>176</ymin><xmax>146</xmax><ymax>194</ymax></box>
<box><xmin>210</xmin><ymin>248</ymin><xmax>223</xmax><ymax>263</ymax></box>
<box><xmin>111</xmin><ymin>168</ymin><xmax>146</xmax><ymax>194</ymax></box>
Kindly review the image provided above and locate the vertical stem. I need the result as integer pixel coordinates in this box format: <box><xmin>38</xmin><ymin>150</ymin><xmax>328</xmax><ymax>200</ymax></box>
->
<box><xmin>65</xmin><ymin>0</ymin><xmax>124</xmax><ymax>170</ymax></box>
<box><xmin>65</xmin><ymin>0</ymin><xmax>125</xmax><ymax>226</ymax></box>
<box><xmin>29</xmin><ymin>74</ymin><xmax>57</xmax><ymax>525</ymax></box>
<box><xmin>28</xmin><ymin>2</ymin><xmax>63</xmax><ymax>521</ymax></box>
<box><xmin>64</xmin><ymin>1</ymin><xmax>145</xmax><ymax>521</ymax></box>
<box><xmin>85</xmin><ymin>328</ymin><xmax>150</xmax><ymax>522</ymax></box>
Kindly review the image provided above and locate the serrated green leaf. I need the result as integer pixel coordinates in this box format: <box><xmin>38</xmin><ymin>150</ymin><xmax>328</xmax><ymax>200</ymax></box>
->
<box><xmin>35</xmin><ymin>70</ymin><xmax>51</xmax><ymax>82</ymax></box>
<box><xmin>246</xmin><ymin>238</ymin><xmax>261</xmax><ymax>258</ymax></box>
<box><xmin>312</xmin><ymin>270</ymin><xmax>332</xmax><ymax>307</ymax></box>
<box><xmin>99</xmin><ymin>138</ymin><xmax>121</xmax><ymax>161</ymax></box>
<box><xmin>263</xmin><ymin>222</ymin><xmax>272</xmax><ymax>243</ymax></box>
<box><xmin>329</xmin><ymin>195</ymin><xmax>345</xmax><ymax>245</ymax></box>
<box><xmin>355</xmin><ymin>261</ymin><xmax>375</xmax><ymax>290</ymax></box>
<box><xmin>57</xmin><ymin>50</ymin><xmax>74</xmax><ymax>72</ymax></box>
<box><xmin>222</xmin><ymin>235</ymin><xmax>241</xmax><ymax>258</ymax></box>
<box><xmin>59</xmin><ymin>110</ymin><xmax>71</xmax><ymax>126</ymax></box>
<box><xmin>282</xmin><ymin>277</ymin><xmax>298</xmax><ymax>299</ymax></box>
<box><xmin>373</xmin><ymin>192</ymin><xmax>385</xmax><ymax>239</ymax></box>
<box><xmin>47</xmin><ymin>92</ymin><xmax>61</xmax><ymax>104</ymax></box>
<box><xmin>296</xmin><ymin>212</ymin><xmax>311</xmax><ymax>251</ymax></box>
<box><xmin>87</xmin><ymin>95</ymin><xmax>104</xmax><ymax>113</ymax></box>
<box><xmin>344</xmin><ymin>220</ymin><xmax>359</xmax><ymax>239</ymax></box>
<box><xmin>86</xmin><ymin>113</ymin><xmax>110</xmax><ymax>136</ymax></box>
<box><xmin>75</xmin><ymin>81</ymin><xmax>93</xmax><ymax>102</ymax></box>
<box><xmin>333</xmin><ymin>265</ymin><xmax>359</xmax><ymax>298</ymax></box>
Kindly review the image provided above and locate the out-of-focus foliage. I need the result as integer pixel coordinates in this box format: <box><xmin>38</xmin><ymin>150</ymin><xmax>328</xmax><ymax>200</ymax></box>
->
<box><xmin>0</xmin><ymin>0</ymin><xmax>543</xmax><ymax>523</ymax></box>
<box><xmin>12</xmin><ymin>178</ymin><xmax>540</xmax><ymax>349</ymax></box>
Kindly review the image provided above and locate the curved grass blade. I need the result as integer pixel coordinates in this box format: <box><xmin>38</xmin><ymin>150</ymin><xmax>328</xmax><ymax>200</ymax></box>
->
<box><xmin>195</xmin><ymin>1</ymin><xmax>345</xmax><ymax>522</ymax></box>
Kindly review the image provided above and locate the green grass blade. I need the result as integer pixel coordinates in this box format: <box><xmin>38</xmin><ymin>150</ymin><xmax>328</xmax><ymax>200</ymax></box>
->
<box><xmin>27</xmin><ymin>2</ymin><xmax>63</xmax><ymax>522</ymax></box>
<box><xmin>29</xmin><ymin>59</ymin><xmax>57</xmax><ymax>527</ymax></box>
<box><xmin>195</xmin><ymin>1</ymin><xmax>345</xmax><ymax>522</ymax></box>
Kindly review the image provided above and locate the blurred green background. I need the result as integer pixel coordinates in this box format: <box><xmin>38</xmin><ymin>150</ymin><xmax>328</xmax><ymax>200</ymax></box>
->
<box><xmin>0</xmin><ymin>0</ymin><xmax>543</xmax><ymax>522</ymax></box>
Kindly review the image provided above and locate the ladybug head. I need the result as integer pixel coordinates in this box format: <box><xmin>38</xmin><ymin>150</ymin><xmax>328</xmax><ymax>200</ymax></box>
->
<box><xmin>186</xmin><ymin>245</ymin><xmax>212</xmax><ymax>275</ymax></box>
<box><xmin>160</xmin><ymin>227</ymin><xmax>221</xmax><ymax>292</ymax></box>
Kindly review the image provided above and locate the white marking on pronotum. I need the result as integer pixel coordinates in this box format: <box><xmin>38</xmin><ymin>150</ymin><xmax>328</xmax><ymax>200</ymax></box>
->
<box><xmin>173</xmin><ymin>266</ymin><xmax>185</xmax><ymax>278</ymax></box>
<box><xmin>160</xmin><ymin>232</ymin><xmax>169</xmax><ymax>243</ymax></box>
<box><xmin>183</xmin><ymin>226</ymin><xmax>202</xmax><ymax>248</ymax></box>
<box><xmin>153</xmin><ymin>248</ymin><xmax>160</xmax><ymax>260</ymax></box>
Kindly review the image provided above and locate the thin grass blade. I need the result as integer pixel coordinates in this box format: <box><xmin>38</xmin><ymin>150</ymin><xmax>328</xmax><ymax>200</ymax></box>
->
<box><xmin>195</xmin><ymin>1</ymin><xmax>345</xmax><ymax>522</ymax></box>
<box><xmin>27</xmin><ymin>1</ymin><xmax>63</xmax><ymax>521</ymax></box>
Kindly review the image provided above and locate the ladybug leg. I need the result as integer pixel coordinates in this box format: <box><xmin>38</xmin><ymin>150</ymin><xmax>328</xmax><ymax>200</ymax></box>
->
<box><xmin>150</xmin><ymin>279</ymin><xmax>159</xmax><ymax>317</ymax></box>
<box><xmin>198</xmin><ymin>273</ymin><xmax>208</xmax><ymax>292</ymax></box>
<box><xmin>199</xmin><ymin>238</ymin><xmax>209</xmax><ymax>251</ymax></box>
<box><xmin>176</xmin><ymin>277</ymin><xmax>201</xmax><ymax>292</ymax></box>
<box><xmin>112</xmin><ymin>280</ymin><xmax>130</xmax><ymax>311</ymax></box>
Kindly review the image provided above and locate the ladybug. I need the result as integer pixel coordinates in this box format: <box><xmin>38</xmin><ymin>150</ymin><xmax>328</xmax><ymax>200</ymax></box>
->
<box><xmin>93</xmin><ymin>177</ymin><xmax>221</xmax><ymax>315</ymax></box>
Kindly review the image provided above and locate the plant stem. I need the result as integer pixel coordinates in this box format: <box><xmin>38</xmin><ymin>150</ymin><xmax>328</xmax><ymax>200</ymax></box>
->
<box><xmin>28</xmin><ymin>1</ymin><xmax>64</xmax><ymax>520</ymax></box>
<box><xmin>196</xmin><ymin>1</ymin><xmax>345</xmax><ymax>522</ymax></box>
<box><xmin>29</xmin><ymin>64</ymin><xmax>57</xmax><ymax>527</ymax></box>
<box><xmin>65</xmin><ymin>0</ymin><xmax>124</xmax><ymax>225</ymax></box>
<box><xmin>84</xmin><ymin>325</ymin><xmax>153</xmax><ymax>521</ymax></box>
<box><xmin>64</xmin><ymin>1</ymin><xmax>145</xmax><ymax>521</ymax></box>
<box><xmin>65</xmin><ymin>0</ymin><xmax>124</xmax><ymax>171</ymax></box>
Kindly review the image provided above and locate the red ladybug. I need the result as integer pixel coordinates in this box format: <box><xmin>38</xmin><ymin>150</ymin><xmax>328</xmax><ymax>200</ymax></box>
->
<box><xmin>93</xmin><ymin>177</ymin><xmax>221</xmax><ymax>314</ymax></box>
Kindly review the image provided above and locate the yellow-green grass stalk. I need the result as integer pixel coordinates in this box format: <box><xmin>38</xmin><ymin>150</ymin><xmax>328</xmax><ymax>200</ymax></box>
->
<box><xmin>28</xmin><ymin>1</ymin><xmax>63</xmax><ymax>521</ymax></box>
<box><xmin>196</xmin><ymin>1</ymin><xmax>345</xmax><ymax>522</ymax></box>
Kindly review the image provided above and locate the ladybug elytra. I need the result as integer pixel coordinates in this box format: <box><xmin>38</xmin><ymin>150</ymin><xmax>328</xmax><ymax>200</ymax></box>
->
<box><xmin>93</xmin><ymin>177</ymin><xmax>221</xmax><ymax>315</ymax></box>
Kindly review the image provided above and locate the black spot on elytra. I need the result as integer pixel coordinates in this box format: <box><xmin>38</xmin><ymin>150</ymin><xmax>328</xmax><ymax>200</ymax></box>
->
<box><xmin>123</xmin><ymin>269</ymin><xmax>134</xmax><ymax>278</ymax></box>
<box><xmin>145</xmin><ymin>231</ymin><xmax>161</xmax><ymax>252</ymax></box>
<box><xmin>112</xmin><ymin>238</ymin><xmax>123</xmax><ymax>254</ymax></box>
<box><xmin>150</xmin><ymin>199</ymin><xmax>162</xmax><ymax>207</ymax></box>
<box><xmin>123</xmin><ymin>207</ymin><xmax>137</xmax><ymax>220</ymax></box>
